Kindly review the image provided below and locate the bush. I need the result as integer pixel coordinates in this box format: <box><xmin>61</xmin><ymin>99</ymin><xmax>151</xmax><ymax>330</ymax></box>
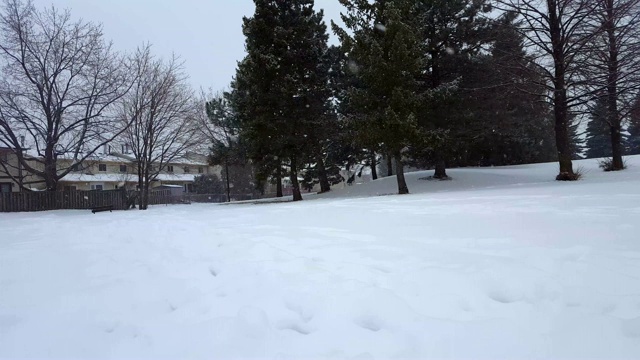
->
<box><xmin>598</xmin><ymin>157</ymin><xmax>627</xmax><ymax>172</ymax></box>
<box><xmin>556</xmin><ymin>167</ymin><xmax>584</xmax><ymax>181</ymax></box>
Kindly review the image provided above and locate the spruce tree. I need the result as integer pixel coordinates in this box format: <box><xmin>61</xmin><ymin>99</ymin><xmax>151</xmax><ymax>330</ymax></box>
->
<box><xmin>585</xmin><ymin>97</ymin><xmax>613</xmax><ymax>159</ymax></box>
<box><xmin>231</xmin><ymin>0</ymin><xmax>333</xmax><ymax>201</ymax></box>
<box><xmin>333</xmin><ymin>0</ymin><xmax>422</xmax><ymax>194</ymax></box>
<box><xmin>449</xmin><ymin>12</ymin><xmax>556</xmax><ymax>166</ymax></box>
<box><xmin>627</xmin><ymin>95</ymin><xmax>640</xmax><ymax>155</ymax></box>
<box><xmin>412</xmin><ymin>0</ymin><xmax>492</xmax><ymax>178</ymax></box>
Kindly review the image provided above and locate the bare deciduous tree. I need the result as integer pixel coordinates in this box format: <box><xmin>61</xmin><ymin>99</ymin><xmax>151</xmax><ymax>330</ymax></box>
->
<box><xmin>0</xmin><ymin>0</ymin><xmax>134</xmax><ymax>190</ymax></box>
<box><xmin>120</xmin><ymin>45</ymin><xmax>199</xmax><ymax>210</ymax></box>
<box><xmin>582</xmin><ymin>0</ymin><xmax>640</xmax><ymax>170</ymax></box>
<box><xmin>496</xmin><ymin>0</ymin><xmax>601</xmax><ymax>180</ymax></box>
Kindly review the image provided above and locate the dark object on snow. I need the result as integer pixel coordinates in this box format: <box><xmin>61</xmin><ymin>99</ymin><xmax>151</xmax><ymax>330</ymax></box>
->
<box><xmin>347</xmin><ymin>173</ymin><xmax>356</xmax><ymax>185</ymax></box>
<box><xmin>91</xmin><ymin>205</ymin><xmax>113</xmax><ymax>214</ymax></box>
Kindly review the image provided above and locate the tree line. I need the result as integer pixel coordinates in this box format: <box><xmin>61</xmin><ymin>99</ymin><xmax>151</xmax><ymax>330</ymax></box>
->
<box><xmin>209</xmin><ymin>0</ymin><xmax>640</xmax><ymax>200</ymax></box>
<box><xmin>3</xmin><ymin>0</ymin><xmax>639</xmax><ymax>205</ymax></box>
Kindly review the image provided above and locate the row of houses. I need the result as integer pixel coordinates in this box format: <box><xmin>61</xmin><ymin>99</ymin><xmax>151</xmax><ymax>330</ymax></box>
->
<box><xmin>0</xmin><ymin>146</ymin><xmax>219</xmax><ymax>193</ymax></box>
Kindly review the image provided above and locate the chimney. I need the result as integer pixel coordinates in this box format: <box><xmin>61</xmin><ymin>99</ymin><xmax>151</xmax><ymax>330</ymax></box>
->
<box><xmin>20</xmin><ymin>135</ymin><xmax>25</xmax><ymax>148</ymax></box>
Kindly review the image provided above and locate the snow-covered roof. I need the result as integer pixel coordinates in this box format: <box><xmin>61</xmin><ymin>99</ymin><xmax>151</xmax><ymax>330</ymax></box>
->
<box><xmin>153</xmin><ymin>173</ymin><xmax>198</xmax><ymax>182</ymax></box>
<box><xmin>61</xmin><ymin>172</ymin><xmax>199</xmax><ymax>183</ymax></box>
<box><xmin>60</xmin><ymin>173</ymin><xmax>136</xmax><ymax>183</ymax></box>
<box><xmin>19</xmin><ymin>148</ymin><xmax>208</xmax><ymax>166</ymax></box>
<box><xmin>172</xmin><ymin>159</ymin><xmax>208</xmax><ymax>166</ymax></box>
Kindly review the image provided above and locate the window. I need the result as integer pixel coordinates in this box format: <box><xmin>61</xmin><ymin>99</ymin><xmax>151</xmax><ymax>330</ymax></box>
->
<box><xmin>119</xmin><ymin>165</ymin><xmax>127</xmax><ymax>173</ymax></box>
<box><xmin>198</xmin><ymin>167</ymin><xmax>204</xmax><ymax>174</ymax></box>
<box><xmin>167</xmin><ymin>165</ymin><xmax>174</xmax><ymax>173</ymax></box>
<box><xmin>0</xmin><ymin>152</ymin><xmax>8</xmax><ymax>163</ymax></box>
<box><xmin>91</xmin><ymin>184</ymin><xmax>103</xmax><ymax>191</ymax></box>
<box><xmin>98</xmin><ymin>164</ymin><xmax>107</xmax><ymax>172</ymax></box>
<box><xmin>184</xmin><ymin>167</ymin><xmax>190</xmax><ymax>173</ymax></box>
<box><xmin>149</xmin><ymin>166</ymin><xmax>155</xmax><ymax>172</ymax></box>
<box><xmin>63</xmin><ymin>185</ymin><xmax>77</xmax><ymax>192</ymax></box>
<box><xmin>71</xmin><ymin>163</ymin><xmax>81</xmax><ymax>172</ymax></box>
<box><xmin>0</xmin><ymin>182</ymin><xmax>12</xmax><ymax>193</ymax></box>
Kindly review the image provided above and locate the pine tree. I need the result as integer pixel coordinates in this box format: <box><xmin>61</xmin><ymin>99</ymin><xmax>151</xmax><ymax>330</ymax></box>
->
<box><xmin>450</xmin><ymin>12</ymin><xmax>556</xmax><ymax>167</ymax></box>
<box><xmin>585</xmin><ymin>97</ymin><xmax>613</xmax><ymax>159</ymax></box>
<box><xmin>412</xmin><ymin>0</ymin><xmax>492</xmax><ymax>178</ymax></box>
<box><xmin>333</xmin><ymin>0</ymin><xmax>422</xmax><ymax>194</ymax></box>
<box><xmin>231</xmin><ymin>0</ymin><xmax>333</xmax><ymax>201</ymax></box>
<box><xmin>568</xmin><ymin>120</ymin><xmax>585</xmax><ymax>160</ymax></box>
<box><xmin>627</xmin><ymin>95</ymin><xmax>640</xmax><ymax>155</ymax></box>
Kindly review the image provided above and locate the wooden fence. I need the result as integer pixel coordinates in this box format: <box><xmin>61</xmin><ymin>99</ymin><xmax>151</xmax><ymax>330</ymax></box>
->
<box><xmin>185</xmin><ymin>194</ymin><xmax>257</xmax><ymax>203</ymax></box>
<box><xmin>0</xmin><ymin>189</ymin><xmax>129</xmax><ymax>213</ymax></box>
<box><xmin>0</xmin><ymin>190</ymin><xmax>259</xmax><ymax>213</ymax></box>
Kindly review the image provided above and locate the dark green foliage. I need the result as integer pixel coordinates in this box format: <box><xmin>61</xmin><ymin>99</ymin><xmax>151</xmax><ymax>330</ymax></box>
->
<box><xmin>569</xmin><ymin>120</ymin><xmax>584</xmax><ymax>160</ymax></box>
<box><xmin>230</xmin><ymin>0</ymin><xmax>334</xmax><ymax>200</ymax></box>
<box><xmin>411</xmin><ymin>0</ymin><xmax>493</xmax><ymax>175</ymax></box>
<box><xmin>193</xmin><ymin>175</ymin><xmax>224</xmax><ymax>194</ymax></box>
<box><xmin>585</xmin><ymin>97</ymin><xmax>613</xmax><ymax>159</ymax></box>
<box><xmin>411</xmin><ymin>11</ymin><xmax>556</xmax><ymax>167</ymax></box>
<box><xmin>334</xmin><ymin>0</ymin><xmax>423</xmax><ymax>194</ymax></box>
<box><xmin>206</xmin><ymin>94</ymin><xmax>258</xmax><ymax>197</ymax></box>
<box><xmin>222</xmin><ymin>165</ymin><xmax>259</xmax><ymax>195</ymax></box>
<box><xmin>627</xmin><ymin>95</ymin><xmax>640</xmax><ymax>155</ymax></box>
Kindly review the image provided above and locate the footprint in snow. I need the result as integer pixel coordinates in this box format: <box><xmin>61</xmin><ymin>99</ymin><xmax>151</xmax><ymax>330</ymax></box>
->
<box><xmin>209</xmin><ymin>266</ymin><xmax>218</xmax><ymax>277</ymax></box>
<box><xmin>354</xmin><ymin>316</ymin><xmax>382</xmax><ymax>332</ymax></box>
<box><xmin>487</xmin><ymin>289</ymin><xmax>521</xmax><ymax>304</ymax></box>
<box><xmin>276</xmin><ymin>320</ymin><xmax>313</xmax><ymax>335</ymax></box>
<box><xmin>285</xmin><ymin>301</ymin><xmax>314</xmax><ymax>323</ymax></box>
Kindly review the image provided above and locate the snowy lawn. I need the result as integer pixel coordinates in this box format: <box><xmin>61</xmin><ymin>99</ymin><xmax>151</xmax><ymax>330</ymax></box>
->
<box><xmin>2</xmin><ymin>157</ymin><xmax>640</xmax><ymax>359</ymax></box>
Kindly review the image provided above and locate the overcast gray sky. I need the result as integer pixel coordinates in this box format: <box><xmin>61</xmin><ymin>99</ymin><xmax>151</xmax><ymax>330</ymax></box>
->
<box><xmin>33</xmin><ymin>0</ymin><xmax>345</xmax><ymax>91</ymax></box>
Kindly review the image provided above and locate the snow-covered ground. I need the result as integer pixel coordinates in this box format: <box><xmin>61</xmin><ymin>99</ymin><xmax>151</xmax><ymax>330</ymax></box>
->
<box><xmin>2</xmin><ymin>157</ymin><xmax>640</xmax><ymax>359</ymax></box>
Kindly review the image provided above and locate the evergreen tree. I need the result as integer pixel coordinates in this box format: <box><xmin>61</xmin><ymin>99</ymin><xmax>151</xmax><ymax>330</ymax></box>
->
<box><xmin>448</xmin><ymin>12</ymin><xmax>556</xmax><ymax>166</ymax></box>
<box><xmin>627</xmin><ymin>95</ymin><xmax>640</xmax><ymax>155</ymax></box>
<box><xmin>585</xmin><ymin>97</ymin><xmax>613</xmax><ymax>159</ymax></box>
<box><xmin>412</xmin><ymin>0</ymin><xmax>493</xmax><ymax>178</ymax></box>
<box><xmin>206</xmin><ymin>94</ymin><xmax>258</xmax><ymax>201</ymax></box>
<box><xmin>568</xmin><ymin>120</ymin><xmax>585</xmax><ymax>160</ymax></box>
<box><xmin>193</xmin><ymin>175</ymin><xmax>224</xmax><ymax>195</ymax></box>
<box><xmin>333</xmin><ymin>0</ymin><xmax>422</xmax><ymax>194</ymax></box>
<box><xmin>231</xmin><ymin>0</ymin><xmax>333</xmax><ymax>201</ymax></box>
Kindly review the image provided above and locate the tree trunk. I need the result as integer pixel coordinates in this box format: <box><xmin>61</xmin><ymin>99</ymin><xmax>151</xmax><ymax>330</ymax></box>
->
<box><xmin>137</xmin><ymin>166</ymin><xmax>144</xmax><ymax>210</ymax></box>
<box><xmin>553</xmin><ymin>96</ymin><xmax>575</xmax><ymax>178</ymax></box>
<box><xmin>316</xmin><ymin>155</ymin><xmax>331</xmax><ymax>193</ymax></box>
<box><xmin>142</xmin><ymin>182</ymin><xmax>150</xmax><ymax>210</ymax></box>
<box><xmin>549</xmin><ymin>0</ymin><xmax>575</xmax><ymax>180</ymax></box>
<box><xmin>290</xmin><ymin>156</ymin><xmax>303</xmax><ymax>201</ymax></box>
<box><xmin>433</xmin><ymin>158</ymin><xmax>448</xmax><ymax>179</ymax></box>
<box><xmin>370</xmin><ymin>150</ymin><xmax>378</xmax><ymax>180</ymax></box>
<box><xmin>141</xmin><ymin>166</ymin><xmax>151</xmax><ymax>210</ymax></box>
<box><xmin>605</xmin><ymin>1</ymin><xmax>624</xmax><ymax>171</ymax></box>
<box><xmin>44</xmin><ymin>146</ymin><xmax>58</xmax><ymax>191</ymax></box>
<box><xmin>610</xmin><ymin>124</ymin><xmax>624</xmax><ymax>169</ymax></box>
<box><xmin>225</xmin><ymin>159</ymin><xmax>231</xmax><ymax>202</ymax></box>
<box><xmin>394</xmin><ymin>151</ymin><xmax>409</xmax><ymax>195</ymax></box>
<box><xmin>276</xmin><ymin>162</ymin><xmax>283</xmax><ymax>198</ymax></box>
<box><xmin>386</xmin><ymin>153</ymin><xmax>393</xmax><ymax>177</ymax></box>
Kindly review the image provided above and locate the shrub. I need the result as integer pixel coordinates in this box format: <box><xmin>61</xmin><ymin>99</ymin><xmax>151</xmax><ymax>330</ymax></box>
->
<box><xmin>598</xmin><ymin>157</ymin><xmax>627</xmax><ymax>172</ymax></box>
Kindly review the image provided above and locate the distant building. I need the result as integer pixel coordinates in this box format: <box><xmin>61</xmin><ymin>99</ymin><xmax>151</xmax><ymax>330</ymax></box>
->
<box><xmin>0</xmin><ymin>146</ymin><xmax>219</xmax><ymax>193</ymax></box>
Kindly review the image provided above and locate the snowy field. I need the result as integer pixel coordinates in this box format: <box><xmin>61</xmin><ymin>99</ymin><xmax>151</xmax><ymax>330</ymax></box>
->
<box><xmin>2</xmin><ymin>157</ymin><xmax>640</xmax><ymax>359</ymax></box>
